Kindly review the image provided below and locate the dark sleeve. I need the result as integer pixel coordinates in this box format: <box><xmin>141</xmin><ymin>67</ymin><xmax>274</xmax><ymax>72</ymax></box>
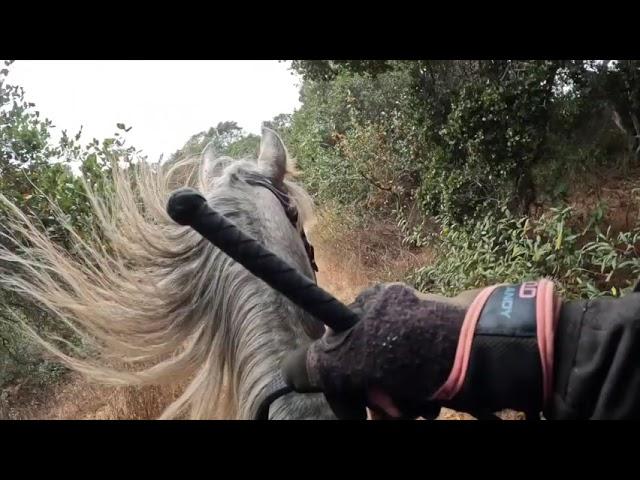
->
<box><xmin>545</xmin><ymin>293</ymin><xmax>640</xmax><ymax>420</ymax></box>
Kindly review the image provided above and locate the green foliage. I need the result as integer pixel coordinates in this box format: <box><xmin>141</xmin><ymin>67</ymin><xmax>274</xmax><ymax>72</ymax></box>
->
<box><xmin>411</xmin><ymin>206</ymin><xmax>640</xmax><ymax>299</ymax></box>
<box><xmin>169</xmin><ymin>120</ymin><xmax>246</xmax><ymax>161</ymax></box>
<box><xmin>263</xmin><ymin>113</ymin><xmax>292</xmax><ymax>135</ymax></box>
<box><xmin>288</xmin><ymin>64</ymin><xmax>423</xmax><ymax>211</ymax></box>
<box><xmin>224</xmin><ymin>133</ymin><xmax>260</xmax><ymax>158</ymax></box>
<box><xmin>290</xmin><ymin>60</ymin><xmax>392</xmax><ymax>82</ymax></box>
<box><xmin>287</xmin><ymin>59</ymin><xmax>640</xmax><ymax>300</ymax></box>
<box><xmin>601</xmin><ymin>61</ymin><xmax>640</xmax><ymax>162</ymax></box>
<box><xmin>288</xmin><ymin>60</ymin><xmax>640</xmax><ymax>222</ymax></box>
<box><xmin>169</xmin><ymin>118</ymin><xmax>297</xmax><ymax>163</ymax></box>
<box><xmin>419</xmin><ymin>62</ymin><xmax>559</xmax><ymax>220</ymax></box>
<box><xmin>288</xmin><ymin>61</ymin><xmax>564</xmax><ymax>223</ymax></box>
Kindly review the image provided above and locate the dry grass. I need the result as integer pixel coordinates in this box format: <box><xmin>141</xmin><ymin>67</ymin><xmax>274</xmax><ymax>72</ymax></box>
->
<box><xmin>15</xmin><ymin>373</ymin><xmax>183</xmax><ymax>420</ymax></box>
<box><xmin>310</xmin><ymin>207</ymin><xmax>434</xmax><ymax>302</ymax></box>
<box><xmin>533</xmin><ymin>165</ymin><xmax>640</xmax><ymax>233</ymax></box>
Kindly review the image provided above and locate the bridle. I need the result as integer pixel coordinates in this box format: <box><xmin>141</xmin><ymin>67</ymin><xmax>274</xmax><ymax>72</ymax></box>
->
<box><xmin>244</xmin><ymin>172</ymin><xmax>318</xmax><ymax>274</ymax></box>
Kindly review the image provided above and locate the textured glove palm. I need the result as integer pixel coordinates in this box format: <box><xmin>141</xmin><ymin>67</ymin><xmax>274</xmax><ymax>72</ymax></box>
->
<box><xmin>282</xmin><ymin>283</ymin><xmax>466</xmax><ymax>419</ymax></box>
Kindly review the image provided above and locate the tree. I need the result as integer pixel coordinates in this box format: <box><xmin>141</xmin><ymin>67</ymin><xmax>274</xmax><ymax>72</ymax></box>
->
<box><xmin>290</xmin><ymin>60</ymin><xmax>392</xmax><ymax>82</ymax></box>
<box><xmin>604</xmin><ymin>61</ymin><xmax>640</xmax><ymax>162</ymax></box>
<box><xmin>288</xmin><ymin>60</ymin><xmax>570</xmax><ymax>221</ymax></box>
<box><xmin>224</xmin><ymin>133</ymin><xmax>260</xmax><ymax>158</ymax></box>
<box><xmin>169</xmin><ymin>121</ymin><xmax>246</xmax><ymax>162</ymax></box>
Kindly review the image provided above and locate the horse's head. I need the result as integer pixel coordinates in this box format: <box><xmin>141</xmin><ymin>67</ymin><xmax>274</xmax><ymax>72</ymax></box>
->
<box><xmin>0</xmin><ymin>126</ymin><xmax>335</xmax><ymax>420</ymax></box>
<box><xmin>198</xmin><ymin>127</ymin><xmax>318</xmax><ymax>290</ymax></box>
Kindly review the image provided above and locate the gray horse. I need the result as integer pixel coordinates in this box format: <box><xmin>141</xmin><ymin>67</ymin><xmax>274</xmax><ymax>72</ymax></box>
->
<box><xmin>0</xmin><ymin>128</ymin><xmax>335</xmax><ymax>419</ymax></box>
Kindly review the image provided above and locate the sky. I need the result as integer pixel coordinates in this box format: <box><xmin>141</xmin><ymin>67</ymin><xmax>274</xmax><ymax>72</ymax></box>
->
<box><xmin>6</xmin><ymin>60</ymin><xmax>303</xmax><ymax>162</ymax></box>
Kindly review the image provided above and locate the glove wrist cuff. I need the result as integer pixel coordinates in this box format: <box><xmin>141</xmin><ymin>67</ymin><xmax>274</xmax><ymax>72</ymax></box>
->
<box><xmin>432</xmin><ymin>280</ymin><xmax>560</xmax><ymax>414</ymax></box>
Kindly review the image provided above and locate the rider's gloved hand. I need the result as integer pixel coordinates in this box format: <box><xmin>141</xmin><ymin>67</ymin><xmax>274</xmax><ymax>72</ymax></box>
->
<box><xmin>284</xmin><ymin>278</ymin><xmax>640</xmax><ymax>420</ymax></box>
<box><xmin>282</xmin><ymin>283</ymin><xmax>466</xmax><ymax>419</ymax></box>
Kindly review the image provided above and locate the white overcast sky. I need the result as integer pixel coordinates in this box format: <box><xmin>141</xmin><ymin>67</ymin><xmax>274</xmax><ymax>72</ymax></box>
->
<box><xmin>6</xmin><ymin>60</ymin><xmax>302</xmax><ymax>161</ymax></box>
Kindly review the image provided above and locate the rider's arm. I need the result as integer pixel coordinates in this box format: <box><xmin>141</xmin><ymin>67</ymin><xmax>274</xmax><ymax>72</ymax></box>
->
<box><xmin>545</xmin><ymin>293</ymin><xmax>640</xmax><ymax>419</ymax></box>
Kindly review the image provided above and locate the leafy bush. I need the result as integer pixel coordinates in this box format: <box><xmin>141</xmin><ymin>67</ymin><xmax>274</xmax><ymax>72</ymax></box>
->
<box><xmin>411</xmin><ymin>206</ymin><xmax>640</xmax><ymax>299</ymax></box>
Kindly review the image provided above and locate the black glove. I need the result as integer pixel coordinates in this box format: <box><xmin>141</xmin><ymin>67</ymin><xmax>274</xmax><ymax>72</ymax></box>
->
<box><xmin>282</xmin><ymin>283</ymin><xmax>466</xmax><ymax>419</ymax></box>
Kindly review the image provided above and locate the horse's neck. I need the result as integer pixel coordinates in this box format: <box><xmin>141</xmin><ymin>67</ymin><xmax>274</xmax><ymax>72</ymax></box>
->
<box><xmin>270</xmin><ymin>392</ymin><xmax>336</xmax><ymax>420</ymax></box>
<box><xmin>232</xmin><ymin>300</ymin><xmax>334</xmax><ymax>419</ymax></box>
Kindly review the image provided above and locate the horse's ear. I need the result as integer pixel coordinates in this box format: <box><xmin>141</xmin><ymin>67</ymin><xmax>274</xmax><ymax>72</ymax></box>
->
<box><xmin>201</xmin><ymin>141</ymin><xmax>220</xmax><ymax>180</ymax></box>
<box><xmin>257</xmin><ymin>127</ymin><xmax>287</xmax><ymax>184</ymax></box>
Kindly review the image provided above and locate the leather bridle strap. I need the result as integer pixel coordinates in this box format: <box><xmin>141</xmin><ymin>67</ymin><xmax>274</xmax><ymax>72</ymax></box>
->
<box><xmin>244</xmin><ymin>173</ymin><xmax>318</xmax><ymax>272</ymax></box>
<box><xmin>255</xmin><ymin>370</ymin><xmax>294</xmax><ymax>420</ymax></box>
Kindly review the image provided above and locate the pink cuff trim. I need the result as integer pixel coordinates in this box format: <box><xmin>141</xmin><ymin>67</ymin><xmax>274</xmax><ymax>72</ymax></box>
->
<box><xmin>430</xmin><ymin>285</ymin><xmax>499</xmax><ymax>401</ymax></box>
<box><xmin>431</xmin><ymin>280</ymin><xmax>558</xmax><ymax>405</ymax></box>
